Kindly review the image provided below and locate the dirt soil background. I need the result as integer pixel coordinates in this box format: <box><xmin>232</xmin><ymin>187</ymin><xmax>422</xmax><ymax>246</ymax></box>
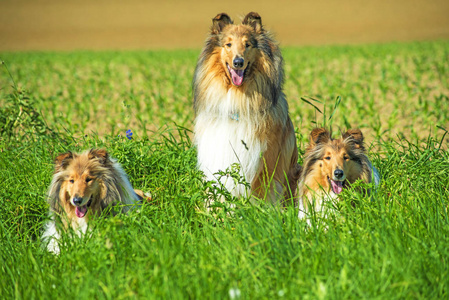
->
<box><xmin>1</xmin><ymin>0</ymin><xmax>449</xmax><ymax>51</ymax></box>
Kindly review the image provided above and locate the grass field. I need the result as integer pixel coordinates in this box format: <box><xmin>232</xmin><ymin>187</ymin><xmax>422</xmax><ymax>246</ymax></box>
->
<box><xmin>1</xmin><ymin>40</ymin><xmax>449</xmax><ymax>298</ymax></box>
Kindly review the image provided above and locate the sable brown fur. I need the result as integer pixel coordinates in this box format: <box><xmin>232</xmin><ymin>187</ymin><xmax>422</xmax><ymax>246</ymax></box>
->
<box><xmin>194</xmin><ymin>12</ymin><xmax>284</xmax><ymax>113</ymax></box>
<box><xmin>193</xmin><ymin>12</ymin><xmax>300</xmax><ymax>206</ymax></box>
<box><xmin>298</xmin><ymin>128</ymin><xmax>374</xmax><ymax>212</ymax></box>
<box><xmin>46</xmin><ymin>149</ymin><xmax>142</xmax><ymax>230</ymax></box>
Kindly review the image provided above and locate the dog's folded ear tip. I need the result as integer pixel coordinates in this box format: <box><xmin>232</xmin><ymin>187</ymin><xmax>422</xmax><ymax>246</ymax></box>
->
<box><xmin>54</xmin><ymin>151</ymin><xmax>74</xmax><ymax>170</ymax></box>
<box><xmin>213</xmin><ymin>12</ymin><xmax>230</xmax><ymax>19</ymax></box>
<box><xmin>242</xmin><ymin>12</ymin><xmax>263</xmax><ymax>32</ymax></box>
<box><xmin>243</xmin><ymin>12</ymin><xmax>262</xmax><ymax>22</ymax></box>
<box><xmin>309</xmin><ymin>128</ymin><xmax>330</xmax><ymax>144</ymax></box>
<box><xmin>211</xmin><ymin>13</ymin><xmax>233</xmax><ymax>34</ymax></box>
<box><xmin>88</xmin><ymin>148</ymin><xmax>110</xmax><ymax>162</ymax></box>
<box><xmin>90</xmin><ymin>148</ymin><xmax>108</xmax><ymax>155</ymax></box>
<box><xmin>343</xmin><ymin>129</ymin><xmax>364</xmax><ymax>144</ymax></box>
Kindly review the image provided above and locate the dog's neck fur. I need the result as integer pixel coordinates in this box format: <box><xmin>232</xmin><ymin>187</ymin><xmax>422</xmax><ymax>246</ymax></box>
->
<box><xmin>195</xmin><ymin>69</ymin><xmax>275</xmax><ymax>117</ymax></box>
<box><xmin>193</xmin><ymin>26</ymin><xmax>284</xmax><ymax>115</ymax></box>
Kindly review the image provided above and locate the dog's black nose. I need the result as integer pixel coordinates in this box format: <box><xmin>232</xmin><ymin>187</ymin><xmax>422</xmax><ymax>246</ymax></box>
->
<box><xmin>334</xmin><ymin>169</ymin><xmax>344</xmax><ymax>179</ymax></box>
<box><xmin>233</xmin><ymin>57</ymin><xmax>244</xmax><ymax>68</ymax></box>
<box><xmin>73</xmin><ymin>197</ymin><xmax>83</xmax><ymax>205</ymax></box>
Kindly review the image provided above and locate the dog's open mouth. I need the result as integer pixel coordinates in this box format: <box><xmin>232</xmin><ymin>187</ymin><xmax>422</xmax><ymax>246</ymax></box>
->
<box><xmin>227</xmin><ymin>63</ymin><xmax>248</xmax><ymax>86</ymax></box>
<box><xmin>75</xmin><ymin>199</ymin><xmax>92</xmax><ymax>218</ymax></box>
<box><xmin>328</xmin><ymin>177</ymin><xmax>346</xmax><ymax>194</ymax></box>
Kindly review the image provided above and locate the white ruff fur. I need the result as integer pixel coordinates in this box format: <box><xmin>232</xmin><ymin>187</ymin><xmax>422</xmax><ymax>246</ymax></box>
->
<box><xmin>297</xmin><ymin>191</ymin><xmax>338</xmax><ymax>220</ymax></box>
<box><xmin>195</xmin><ymin>88</ymin><xmax>266</xmax><ymax>198</ymax></box>
<box><xmin>42</xmin><ymin>214</ymin><xmax>89</xmax><ymax>255</ymax></box>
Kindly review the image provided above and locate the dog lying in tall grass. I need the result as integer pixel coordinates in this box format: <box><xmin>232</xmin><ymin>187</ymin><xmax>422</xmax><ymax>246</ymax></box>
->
<box><xmin>298</xmin><ymin>128</ymin><xmax>380</xmax><ymax>218</ymax></box>
<box><xmin>42</xmin><ymin>149</ymin><xmax>143</xmax><ymax>254</ymax></box>
<box><xmin>193</xmin><ymin>12</ymin><xmax>301</xmax><ymax>206</ymax></box>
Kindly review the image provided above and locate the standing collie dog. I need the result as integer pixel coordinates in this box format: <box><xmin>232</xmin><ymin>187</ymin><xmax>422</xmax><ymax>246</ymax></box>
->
<box><xmin>193</xmin><ymin>12</ymin><xmax>300</xmax><ymax>206</ymax></box>
<box><xmin>298</xmin><ymin>128</ymin><xmax>380</xmax><ymax>218</ymax></box>
<box><xmin>42</xmin><ymin>149</ymin><xmax>143</xmax><ymax>254</ymax></box>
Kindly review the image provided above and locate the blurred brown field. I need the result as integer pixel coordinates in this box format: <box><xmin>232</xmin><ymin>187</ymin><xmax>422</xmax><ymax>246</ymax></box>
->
<box><xmin>1</xmin><ymin>0</ymin><xmax>449</xmax><ymax>51</ymax></box>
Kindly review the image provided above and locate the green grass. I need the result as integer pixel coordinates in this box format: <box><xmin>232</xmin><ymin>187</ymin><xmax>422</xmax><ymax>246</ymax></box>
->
<box><xmin>1</xmin><ymin>40</ymin><xmax>449</xmax><ymax>299</ymax></box>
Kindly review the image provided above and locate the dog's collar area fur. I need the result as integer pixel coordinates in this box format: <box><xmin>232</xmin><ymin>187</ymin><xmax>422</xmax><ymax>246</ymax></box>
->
<box><xmin>229</xmin><ymin>112</ymin><xmax>239</xmax><ymax>121</ymax></box>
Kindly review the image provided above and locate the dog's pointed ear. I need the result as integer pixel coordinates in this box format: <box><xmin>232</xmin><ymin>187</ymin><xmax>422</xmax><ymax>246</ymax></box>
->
<box><xmin>309</xmin><ymin>128</ymin><xmax>331</xmax><ymax>146</ymax></box>
<box><xmin>54</xmin><ymin>151</ymin><xmax>73</xmax><ymax>172</ymax></box>
<box><xmin>211</xmin><ymin>13</ymin><xmax>232</xmax><ymax>34</ymax></box>
<box><xmin>242</xmin><ymin>12</ymin><xmax>262</xmax><ymax>33</ymax></box>
<box><xmin>343</xmin><ymin>129</ymin><xmax>364</xmax><ymax>149</ymax></box>
<box><xmin>89</xmin><ymin>148</ymin><xmax>109</xmax><ymax>164</ymax></box>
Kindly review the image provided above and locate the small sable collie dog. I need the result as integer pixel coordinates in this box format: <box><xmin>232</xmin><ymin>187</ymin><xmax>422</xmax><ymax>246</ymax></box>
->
<box><xmin>42</xmin><ymin>149</ymin><xmax>143</xmax><ymax>253</ymax></box>
<box><xmin>298</xmin><ymin>128</ymin><xmax>380</xmax><ymax>218</ymax></box>
<box><xmin>193</xmin><ymin>12</ymin><xmax>300</xmax><ymax>205</ymax></box>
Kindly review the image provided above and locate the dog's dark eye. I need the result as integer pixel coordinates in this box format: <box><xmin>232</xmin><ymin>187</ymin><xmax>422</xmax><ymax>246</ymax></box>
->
<box><xmin>344</xmin><ymin>155</ymin><xmax>350</xmax><ymax>160</ymax></box>
<box><xmin>245</xmin><ymin>43</ymin><xmax>250</xmax><ymax>48</ymax></box>
<box><xmin>85</xmin><ymin>177</ymin><xmax>92</xmax><ymax>183</ymax></box>
<box><xmin>324</xmin><ymin>156</ymin><xmax>331</xmax><ymax>160</ymax></box>
<box><xmin>225</xmin><ymin>43</ymin><xmax>232</xmax><ymax>47</ymax></box>
<box><xmin>69</xmin><ymin>179</ymin><xmax>74</xmax><ymax>184</ymax></box>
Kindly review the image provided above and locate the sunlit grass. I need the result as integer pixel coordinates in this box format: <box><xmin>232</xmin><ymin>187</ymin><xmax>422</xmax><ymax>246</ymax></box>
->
<box><xmin>1</xmin><ymin>41</ymin><xmax>448</xmax><ymax>144</ymax></box>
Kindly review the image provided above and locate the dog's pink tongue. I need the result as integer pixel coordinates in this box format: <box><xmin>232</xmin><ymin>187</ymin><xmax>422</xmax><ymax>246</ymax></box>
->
<box><xmin>230</xmin><ymin>68</ymin><xmax>244</xmax><ymax>86</ymax></box>
<box><xmin>331</xmin><ymin>180</ymin><xmax>343</xmax><ymax>194</ymax></box>
<box><xmin>75</xmin><ymin>205</ymin><xmax>88</xmax><ymax>218</ymax></box>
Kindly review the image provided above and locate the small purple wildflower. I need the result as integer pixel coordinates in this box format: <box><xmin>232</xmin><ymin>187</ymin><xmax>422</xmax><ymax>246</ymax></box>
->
<box><xmin>126</xmin><ymin>129</ymin><xmax>133</xmax><ymax>140</ymax></box>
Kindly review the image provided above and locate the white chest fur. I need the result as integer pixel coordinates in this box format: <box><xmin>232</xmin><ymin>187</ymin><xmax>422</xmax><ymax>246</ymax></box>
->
<box><xmin>195</xmin><ymin>111</ymin><xmax>266</xmax><ymax>198</ymax></box>
<box><xmin>298</xmin><ymin>191</ymin><xmax>338</xmax><ymax>219</ymax></box>
<box><xmin>42</xmin><ymin>214</ymin><xmax>89</xmax><ymax>254</ymax></box>
<box><xmin>73</xmin><ymin>216</ymin><xmax>89</xmax><ymax>234</ymax></box>
<box><xmin>195</xmin><ymin>115</ymin><xmax>266</xmax><ymax>197</ymax></box>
